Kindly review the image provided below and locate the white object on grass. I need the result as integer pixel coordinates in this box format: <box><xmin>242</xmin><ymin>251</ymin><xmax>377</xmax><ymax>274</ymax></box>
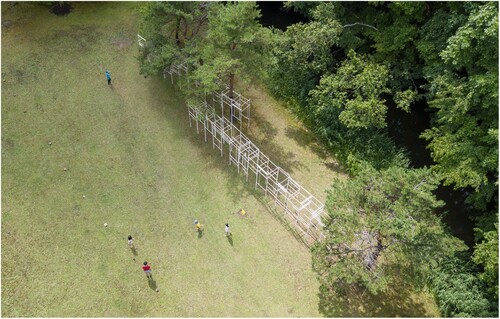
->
<box><xmin>104</xmin><ymin>223</ymin><xmax>108</xmax><ymax>227</ymax></box>
<box><xmin>137</xmin><ymin>34</ymin><xmax>147</xmax><ymax>47</ymax></box>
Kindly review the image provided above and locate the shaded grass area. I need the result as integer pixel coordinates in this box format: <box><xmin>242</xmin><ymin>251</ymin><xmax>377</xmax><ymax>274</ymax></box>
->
<box><xmin>235</xmin><ymin>82</ymin><xmax>348</xmax><ymax>204</ymax></box>
<box><xmin>1</xmin><ymin>2</ymin><xmax>319</xmax><ymax>317</ymax></box>
<box><xmin>318</xmin><ymin>281</ymin><xmax>440</xmax><ymax>317</ymax></box>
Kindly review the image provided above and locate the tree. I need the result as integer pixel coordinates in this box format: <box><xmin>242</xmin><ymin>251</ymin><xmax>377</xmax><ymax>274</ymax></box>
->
<box><xmin>473</xmin><ymin>221</ymin><xmax>499</xmax><ymax>299</ymax></box>
<box><xmin>138</xmin><ymin>2</ymin><xmax>208</xmax><ymax>76</ymax></box>
<box><xmin>189</xmin><ymin>1</ymin><xmax>272</xmax><ymax>98</ymax></box>
<box><xmin>283</xmin><ymin>1</ymin><xmax>321</xmax><ymax>18</ymax></box>
<box><xmin>267</xmin><ymin>3</ymin><xmax>415</xmax><ymax>174</ymax></box>
<box><xmin>268</xmin><ymin>3</ymin><xmax>342</xmax><ymax>104</ymax></box>
<box><xmin>421</xmin><ymin>2</ymin><xmax>498</xmax><ymax>210</ymax></box>
<box><xmin>264</xmin><ymin>2</ymin><xmax>498</xmax><ymax>314</ymax></box>
<box><xmin>429</xmin><ymin>252</ymin><xmax>496</xmax><ymax>317</ymax></box>
<box><xmin>420</xmin><ymin>72</ymin><xmax>498</xmax><ymax>197</ymax></box>
<box><xmin>415</xmin><ymin>4</ymin><xmax>469</xmax><ymax>79</ymax></box>
<box><xmin>312</xmin><ymin>164</ymin><xmax>465</xmax><ymax>295</ymax></box>
<box><xmin>309</xmin><ymin>50</ymin><xmax>390</xmax><ymax>129</ymax></box>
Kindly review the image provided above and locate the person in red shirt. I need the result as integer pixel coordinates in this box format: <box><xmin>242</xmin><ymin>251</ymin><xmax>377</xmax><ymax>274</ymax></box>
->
<box><xmin>142</xmin><ymin>261</ymin><xmax>152</xmax><ymax>280</ymax></box>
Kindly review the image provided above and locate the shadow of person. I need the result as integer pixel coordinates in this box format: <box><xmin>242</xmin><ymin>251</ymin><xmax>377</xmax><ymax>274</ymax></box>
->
<box><xmin>197</xmin><ymin>229</ymin><xmax>204</xmax><ymax>239</ymax></box>
<box><xmin>131</xmin><ymin>247</ymin><xmax>138</xmax><ymax>256</ymax></box>
<box><xmin>227</xmin><ymin>234</ymin><xmax>234</xmax><ymax>246</ymax></box>
<box><xmin>148</xmin><ymin>278</ymin><xmax>157</xmax><ymax>291</ymax></box>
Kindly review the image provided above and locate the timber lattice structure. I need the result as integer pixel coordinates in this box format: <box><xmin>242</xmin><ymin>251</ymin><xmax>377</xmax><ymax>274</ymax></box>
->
<box><xmin>137</xmin><ymin>36</ymin><xmax>328</xmax><ymax>245</ymax></box>
<box><xmin>187</xmin><ymin>100</ymin><xmax>327</xmax><ymax>245</ymax></box>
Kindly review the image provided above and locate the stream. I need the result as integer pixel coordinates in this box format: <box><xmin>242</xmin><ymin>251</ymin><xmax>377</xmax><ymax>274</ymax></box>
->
<box><xmin>386</xmin><ymin>103</ymin><xmax>477</xmax><ymax>247</ymax></box>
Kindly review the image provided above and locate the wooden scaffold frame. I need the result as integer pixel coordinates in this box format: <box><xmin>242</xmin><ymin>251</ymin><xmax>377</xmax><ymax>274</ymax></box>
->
<box><xmin>137</xmin><ymin>51</ymin><xmax>330</xmax><ymax>245</ymax></box>
<box><xmin>137</xmin><ymin>34</ymin><xmax>147</xmax><ymax>48</ymax></box>
<box><xmin>161</xmin><ymin>61</ymin><xmax>251</xmax><ymax>129</ymax></box>
<box><xmin>212</xmin><ymin>84</ymin><xmax>251</xmax><ymax>130</ymax></box>
<box><xmin>186</xmin><ymin>99</ymin><xmax>328</xmax><ymax>246</ymax></box>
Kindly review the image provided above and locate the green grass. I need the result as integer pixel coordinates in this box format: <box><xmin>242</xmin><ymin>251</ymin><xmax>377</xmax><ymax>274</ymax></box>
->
<box><xmin>1</xmin><ymin>2</ymin><xmax>440</xmax><ymax>317</ymax></box>
<box><xmin>1</xmin><ymin>3</ymin><xmax>320</xmax><ymax>316</ymax></box>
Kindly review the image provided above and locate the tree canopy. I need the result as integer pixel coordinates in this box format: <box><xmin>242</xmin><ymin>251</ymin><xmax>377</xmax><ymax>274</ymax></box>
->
<box><xmin>189</xmin><ymin>1</ymin><xmax>272</xmax><ymax>97</ymax></box>
<box><xmin>313</xmin><ymin>164</ymin><xmax>465</xmax><ymax>295</ymax></box>
<box><xmin>310</xmin><ymin>50</ymin><xmax>391</xmax><ymax>129</ymax></box>
<box><xmin>139</xmin><ymin>1</ymin><xmax>272</xmax><ymax>99</ymax></box>
<box><xmin>421</xmin><ymin>2</ymin><xmax>498</xmax><ymax>208</ymax></box>
<box><xmin>138</xmin><ymin>2</ymin><xmax>208</xmax><ymax>76</ymax></box>
<box><xmin>473</xmin><ymin>221</ymin><xmax>499</xmax><ymax>298</ymax></box>
<box><xmin>270</xmin><ymin>2</ymin><xmax>498</xmax><ymax>316</ymax></box>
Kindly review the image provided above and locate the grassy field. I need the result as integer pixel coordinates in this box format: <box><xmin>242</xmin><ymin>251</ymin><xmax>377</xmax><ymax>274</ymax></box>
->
<box><xmin>1</xmin><ymin>3</ymin><xmax>321</xmax><ymax>316</ymax></box>
<box><xmin>1</xmin><ymin>2</ymin><xmax>440</xmax><ymax>317</ymax></box>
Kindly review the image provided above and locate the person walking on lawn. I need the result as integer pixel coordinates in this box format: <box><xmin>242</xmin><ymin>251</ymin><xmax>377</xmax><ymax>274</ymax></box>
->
<box><xmin>142</xmin><ymin>261</ymin><xmax>152</xmax><ymax>280</ymax></box>
<box><xmin>105</xmin><ymin>70</ymin><xmax>112</xmax><ymax>86</ymax></box>
<box><xmin>194</xmin><ymin>219</ymin><xmax>203</xmax><ymax>232</ymax></box>
<box><xmin>128</xmin><ymin>235</ymin><xmax>134</xmax><ymax>249</ymax></box>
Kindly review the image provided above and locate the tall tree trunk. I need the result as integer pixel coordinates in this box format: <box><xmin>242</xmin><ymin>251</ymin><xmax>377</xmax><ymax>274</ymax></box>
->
<box><xmin>192</xmin><ymin>13</ymin><xmax>207</xmax><ymax>39</ymax></box>
<box><xmin>365</xmin><ymin>234</ymin><xmax>384</xmax><ymax>271</ymax></box>
<box><xmin>229</xmin><ymin>73</ymin><xmax>235</xmax><ymax>123</ymax></box>
<box><xmin>228</xmin><ymin>41</ymin><xmax>237</xmax><ymax>122</ymax></box>
<box><xmin>182</xmin><ymin>17</ymin><xmax>188</xmax><ymax>41</ymax></box>
<box><xmin>228</xmin><ymin>73</ymin><xmax>235</xmax><ymax>99</ymax></box>
<box><xmin>175</xmin><ymin>17</ymin><xmax>181</xmax><ymax>47</ymax></box>
<box><xmin>229</xmin><ymin>41</ymin><xmax>237</xmax><ymax>99</ymax></box>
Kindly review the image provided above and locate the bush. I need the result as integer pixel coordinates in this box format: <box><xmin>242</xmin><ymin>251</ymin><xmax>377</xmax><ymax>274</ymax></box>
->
<box><xmin>428</xmin><ymin>253</ymin><xmax>497</xmax><ymax>317</ymax></box>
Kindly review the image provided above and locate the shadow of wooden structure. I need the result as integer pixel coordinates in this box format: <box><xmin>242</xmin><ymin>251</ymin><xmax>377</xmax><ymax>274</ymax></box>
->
<box><xmin>137</xmin><ymin>35</ymin><xmax>328</xmax><ymax>247</ymax></box>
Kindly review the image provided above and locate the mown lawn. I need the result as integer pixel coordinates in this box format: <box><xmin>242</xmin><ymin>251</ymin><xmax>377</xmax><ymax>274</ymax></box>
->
<box><xmin>1</xmin><ymin>2</ymin><xmax>320</xmax><ymax>316</ymax></box>
<box><xmin>1</xmin><ymin>2</ymin><xmax>440</xmax><ymax>317</ymax></box>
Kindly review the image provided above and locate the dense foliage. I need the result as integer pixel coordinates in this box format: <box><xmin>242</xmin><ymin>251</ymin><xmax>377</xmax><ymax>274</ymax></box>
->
<box><xmin>138</xmin><ymin>2</ymin><xmax>208</xmax><ymax>76</ymax></box>
<box><xmin>473</xmin><ymin>220</ymin><xmax>499</xmax><ymax>298</ymax></box>
<box><xmin>429</xmin><ymin>252</ymin><xmax>496</xmax><ymax>317</ymax></box>
<box><xmin>188</xmin><ymin>2</ymin><xmax>273</xmax><ymax>97</ymax></box>
<box><xmin>312</xmin><ymin>164</ymin><xmax>465</xmax><ymax>294</ymax></box>
<box><xmin>138</xmin><ymin>1</ymin><xmax>271</xmax><ymax>99</ymax></box>
<box><xmin>310</xmin><ymin>50</ymin><xmax>391</xmax><ymax>130</ymax></box>
<box><xmin>269</xmin><ymin>1</ymin><xmax>498</xmax><ymax>317</ymax></box>
<box><xmin>421</xmin><ymin>2</ymin><xmax>498</xmax><ymax>211</ymax></box>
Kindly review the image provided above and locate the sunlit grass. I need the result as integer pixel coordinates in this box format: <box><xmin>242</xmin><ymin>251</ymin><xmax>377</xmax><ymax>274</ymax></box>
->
<box><xmin>1</xmin><ymin>2</ymin><xmax>319</xmax><ymax>316</ymax></box>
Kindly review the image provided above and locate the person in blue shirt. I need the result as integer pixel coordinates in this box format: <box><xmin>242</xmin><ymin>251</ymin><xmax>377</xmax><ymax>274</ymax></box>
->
<box><xmin>105</xmin><ymin>70</ymin><xmax>111</xmax><ymax>86</ymax></box>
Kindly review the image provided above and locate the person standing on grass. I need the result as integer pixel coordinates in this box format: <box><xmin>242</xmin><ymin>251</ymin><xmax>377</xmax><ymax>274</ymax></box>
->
<box><xmin>142</xmin><ymin>261</ymin><xmax>152</xmax><ymax>280</ymax></box>
<box><xmin>128</xmin><ymin>235</ymin><xmax>134</xmax><ymax>249</ymax></box>
<box><xmin>105</xmin><ymin>70</ymin><xmax>112</xmax><ymax>86</ymax></box>
<box><xmin>194</xmin><ymin>219</ymin><xmax>203</xmax><ymax>232</ymax></box>
<box><xmin>225</xmin><ymin>223</ymin><xmax>231</xmax><ymax>237</ymax></box>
